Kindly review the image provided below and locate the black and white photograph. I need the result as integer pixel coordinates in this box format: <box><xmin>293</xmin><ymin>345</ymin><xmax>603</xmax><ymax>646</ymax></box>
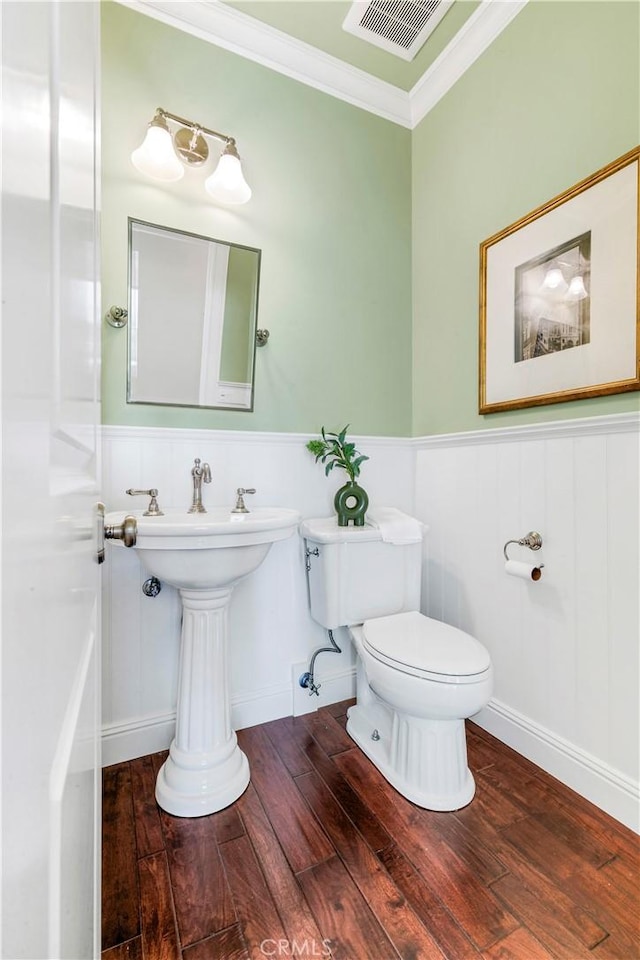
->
<box><xmin>514</xmin><ymin>231</ymin><xmax>591</xmax><ymax>362</ymax></box>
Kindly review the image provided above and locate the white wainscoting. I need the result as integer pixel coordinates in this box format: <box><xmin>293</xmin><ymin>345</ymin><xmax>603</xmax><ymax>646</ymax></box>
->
<box><xmin>101</xmin><ymin>425</ymin><xmax>414</xmax><ymax>766</ymax></box>
<box><xmin>414</xmin><ymin>412</ymin><xmax>640</xmax><ymax>832</ymax></box>
<box><xmin>101</xmin><ymin>415</ymin><xmax>639</xmax><ymax>832</ymax></box>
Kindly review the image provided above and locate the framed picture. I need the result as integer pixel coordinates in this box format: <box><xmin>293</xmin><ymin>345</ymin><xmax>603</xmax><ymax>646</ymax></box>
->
<box><xmin>479</xmin><ymin>146</ymin><xmax>639</xmax><ymax>414</ymax></box>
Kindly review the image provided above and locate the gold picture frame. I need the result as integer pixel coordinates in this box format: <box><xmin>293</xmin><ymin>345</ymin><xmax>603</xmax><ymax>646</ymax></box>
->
<box><xmin>479</xmin><ymin>146</ymin><xmax>640</xmax><ymax>414</ymax></box>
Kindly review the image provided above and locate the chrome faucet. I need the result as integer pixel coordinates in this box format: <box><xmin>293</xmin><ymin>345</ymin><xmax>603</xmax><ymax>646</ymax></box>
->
<box><xmin>188</xmin><ymin>458</ymin><xmax>212</xmax><ymax>513</ymax></box>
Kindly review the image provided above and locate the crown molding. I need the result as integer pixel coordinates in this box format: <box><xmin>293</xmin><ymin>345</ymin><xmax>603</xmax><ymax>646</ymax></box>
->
<box><xmin>409</xmin><ymin>0</ymin><xmax>529</xmax><ymax>127</ymax></box>
<box><xmin>115</xmin><ymin>0</ymin><xmax>528</xmax><ymax>129</ymax></box>
<box><xmin>115</xmin><ymin>0</ymin><xmax>412</xmax><ymax>127</ymax></box>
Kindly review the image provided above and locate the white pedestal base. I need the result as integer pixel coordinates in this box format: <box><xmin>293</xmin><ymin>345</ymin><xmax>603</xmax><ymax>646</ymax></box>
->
<box><xmin>155</xmin><ymin>586</ymin><xmax>250</xmax><ymax>817</ymax></box>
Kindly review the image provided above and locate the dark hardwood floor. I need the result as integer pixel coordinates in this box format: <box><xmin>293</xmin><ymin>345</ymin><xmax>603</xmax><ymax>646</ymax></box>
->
<box><xmin>102</xmin><ymin>701</ymin><xmax>640</xmax><ymax>960</ymax></box>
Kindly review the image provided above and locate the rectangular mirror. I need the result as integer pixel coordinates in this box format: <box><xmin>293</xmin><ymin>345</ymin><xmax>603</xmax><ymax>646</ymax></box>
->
<box><xmin>127</xmin><ymin>219</ymin><xmax>261</xmax><ymax>410</ymax></box>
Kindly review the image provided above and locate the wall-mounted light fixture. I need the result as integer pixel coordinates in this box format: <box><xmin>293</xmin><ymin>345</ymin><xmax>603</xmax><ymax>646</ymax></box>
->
<box><xmin>131</xmin><ymin>108</ymin><xmax>252</xmax><ymax>205</ymax></box>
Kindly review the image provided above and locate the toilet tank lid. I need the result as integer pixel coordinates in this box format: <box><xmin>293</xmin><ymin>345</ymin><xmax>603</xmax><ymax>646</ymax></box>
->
<box><xmin>300</xmin><ymin>509</ymin><xmax>423</xmax><ymax>545</ymax></box>
<box><xmin>300</xmin><ymin>517</ymin><xmax>382</xmax><ymax>543</ymax></box>
<box><xmin>362</xmin><ymin>611</ymin><xmax>491</xmax><ymax>676</ymax></box>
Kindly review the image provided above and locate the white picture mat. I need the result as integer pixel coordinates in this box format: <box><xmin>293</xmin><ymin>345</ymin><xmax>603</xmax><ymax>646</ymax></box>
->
<box><xmin>484</xmin><ymin>161</ymin><xmax>638</xmax><ymax>406</ymax></box>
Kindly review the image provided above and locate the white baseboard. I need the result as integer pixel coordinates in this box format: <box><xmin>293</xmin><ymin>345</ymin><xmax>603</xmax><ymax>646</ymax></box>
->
<box><xmin>102</xmin><ymin>671</ymin><xmax>356</xmax><ymax>766</ymax></box>
<box><xmin>474</xmin><ymin>698</ymin><xmax>640</xmax><ymax>834</ymax></box>
<box><xmin>102</xmin><ymin>711</ymin><xmax>177</xmax><ymax>767</ymax></box>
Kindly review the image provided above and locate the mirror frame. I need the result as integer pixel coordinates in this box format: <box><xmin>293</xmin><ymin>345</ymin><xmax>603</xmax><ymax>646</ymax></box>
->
<box><xmin>126</xmin><ymin>217</ymin><xmax>262</xmax><ymax>411</ymax></box>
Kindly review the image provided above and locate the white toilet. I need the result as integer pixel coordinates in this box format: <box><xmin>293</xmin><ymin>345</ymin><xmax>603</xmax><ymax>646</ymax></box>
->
<box><xmin>301</xmin><ymin>510</ymin><xmax>493</xmax><ymax>811</ymax></box>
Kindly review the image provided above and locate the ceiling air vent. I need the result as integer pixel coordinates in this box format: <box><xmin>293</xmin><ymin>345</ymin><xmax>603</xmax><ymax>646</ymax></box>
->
<box><xmin>343</xmin><ymin>0</ymin><xmax>454</xmax><ymax>61</ymax></box>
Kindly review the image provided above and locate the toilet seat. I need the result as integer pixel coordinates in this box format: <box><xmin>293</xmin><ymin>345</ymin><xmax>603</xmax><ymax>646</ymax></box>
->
<box><xmin>361</xmin><ymin>610</ymin><xmax>491</xmax><ymax>684</ymax></box>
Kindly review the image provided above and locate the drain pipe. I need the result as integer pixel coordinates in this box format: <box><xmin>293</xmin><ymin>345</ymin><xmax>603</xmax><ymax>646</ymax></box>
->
<box><xmin>299</xmin><ymin>629</ymin><xmax>342</xmax><ymax>696</ymax></box>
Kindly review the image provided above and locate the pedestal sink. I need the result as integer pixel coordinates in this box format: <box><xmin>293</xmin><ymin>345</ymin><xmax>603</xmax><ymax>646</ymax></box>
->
<box><xmin>106</xmin><ymin>507</ymin><xmax>300</xmax><ymax>817</ymax></box>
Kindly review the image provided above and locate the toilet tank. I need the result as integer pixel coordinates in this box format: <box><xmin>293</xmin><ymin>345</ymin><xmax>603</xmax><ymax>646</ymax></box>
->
<box><xmin>300</xmin><ymin>512</ymin><xmax>423</xmax><ymax>630</ymax></box>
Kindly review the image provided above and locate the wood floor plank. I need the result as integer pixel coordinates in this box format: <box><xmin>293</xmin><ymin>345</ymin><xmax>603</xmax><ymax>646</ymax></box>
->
<box><xmin>297</xmin><ymin>855</ymin><xmax>397</xmax><ymax>960</ymax></box>
<box><xmin>455</xmin><ymin>794</ymin><xmax>609</xmax><ymax>950</ymax></box>
<box><xmin>500</xmin><ymin>814</ymin><xmax>608</xmax><ymax>886</ymax></box>
<box><xmin>481</xmin><ymin>926</ymin><xmax>555</xmax><ymax>960</ymax></box>
<box><xmin>300</xmin><ymin>709</ymin><xmax>354</xmax><ymax>756</ymax></box>
<box><xmin>129</xmin><ymin>755</ymin><xmax>164</xmax><ymax>859</ymax></box>
<box><xmin>218</xmin><ymin>834</ymin><xmax>289</xmax><ymax>959</ymax></box>
<box><xmin>557</xmin><ymin>861</ymin><xmax>640</xmax><ymax>949</ymax></box>
<box><xmin>160</xmin><ymin>811</ymin><xmax>236</xmax><ymax>948</ymax></box>
<box><xmin>597</xmin><ymin>854</ymin><xmax>640</xmax><ymax>909</ymax></box>
<box><xmin>468</xmin><ymin>723</ymin><xmax>634</xmax><ymax>867</ymax></box>
<box><xmin>102</xmin><ymin>764</ymin><xmax>141</xmax><ymax>950</ymax></box>
<box><xmin>533</xmin><ymin>809</ymin><xmax>616</xmax><ymax>868</ymax></box>
<box><xmin>323</xmin><ymin>698</ymin><xmax>355</xmax><ymax>719</ymax></box>
<box><xmin>546</xmin><ymin>793</ymin><xmax>640</xmax><ymax>869</ymax></box>
<box><xmin>470</xmin><ymin>724</ymin><xmax>639</xmax><ymax>865</ymax></box>
<box><xmin>590</xmin><ymin>931</ymin><xmax>640</xmax><ymax>959</ymax></box>
<box><xmin>210</xmin><ymin>806</ymin><xmax>245</xmax><ymax>845</ymax></box>
<box><xmin>150</xmin><ymin>751</ymin><xmax>169</xmax><ymax>777</ymax></box>
<box><xmin>281</xmin><ymin>717</ymin><xmax>393</xmax><ymax>854</ymax></box>
<box><xmin>466</xmin><ymin>728</ymin><xmax>501</xmax><ymax>772</ymax></box>
<box><xmin>262</xmin><ymin>716</ymin><xmax>314</xmax><ymax>778</ymax></box>
<box><xmin>490</xmin><ymin>866</ymin><xmax>608</xmax><ymax>957</ymax></box>
<box><xmin>333</xmin><ymin>748</ymin><xmax>519</xmax><ymax>951</ymax></box>
<box><xmin>181</xmin><ymin>924</ymin><xmax>249</xmax><ymax>960</ymax></box>
<box><xmin>419</xmin><ymin>810</ymin><xmax>508</xmax><ymax>886</ymax></box>
<box><xmin>237</xmin><ymin>725</ymin><xmax>333</xmax><ymax>874</ymax></box>
<box><xmin>460</xmin><ymin>767</ymin><xmax>527</xmax><ymax>832</ymax></box>
<box><xmin>138</xmin><ymin>852</ymin><xmax>181</xmax><ymax>960</ymax></box>
<box><xmin>236</xmin><ymin>784</ymin><xmax>327</xmax><ymax>948</ymax></box>
<box><xmin>101</xmin><ymin>936</ymin><xmax>143</xmax><ymax>960</ymax></box>
<box><xmin>297</xmin><ymin>770</ymin><xmax>446</xmax><ymax>960</ymax></box>
<box><xmin>379</xmin><ymin>844</ymin><xmax>483</xmax><ymax>960</ymax></box>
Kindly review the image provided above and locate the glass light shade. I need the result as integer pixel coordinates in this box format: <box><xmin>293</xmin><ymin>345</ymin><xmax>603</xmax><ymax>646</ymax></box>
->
<box><xmin>131</xmin><ymin>122</ymin><xmax>184</xmax><ymax>182</ymax></box>
<box><xmin>204</xmin><ymin>150</ymin><xmax>252</xmax><ymax>205</ymax></box>
<box><xmin>541</xmin><ymin>266</ymin><xmax>567</xmax><ymax>292</ymax></box>
<box><xmin>565</xmin><ymin>275</ymin><xmax>588</xmax><ymax>301</ymax></box>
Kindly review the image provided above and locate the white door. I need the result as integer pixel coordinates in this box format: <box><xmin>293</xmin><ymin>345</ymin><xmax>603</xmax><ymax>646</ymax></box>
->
<box><xmin>1</xmin><ymin>2</ymin><xmax>101</xmax><ymax>957</ymax></box>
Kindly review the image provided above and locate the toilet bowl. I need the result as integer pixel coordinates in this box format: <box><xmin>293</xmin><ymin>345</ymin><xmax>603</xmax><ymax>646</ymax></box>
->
<box><xmin>347</xmin><ymin>611</ymin><xmax>492</xmax><ymax>810</ymax></box>
<box><xmin>300</xmin><ymin>510</ymin><xmax>493</xmax><ymax>811</ymax></box>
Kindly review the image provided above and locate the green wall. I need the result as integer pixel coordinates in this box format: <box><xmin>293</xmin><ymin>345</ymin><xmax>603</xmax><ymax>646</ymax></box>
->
<box><xmin>101</xmin><ymin>2</ymin><xmax>413</xmax><ymax>436</ymax></box>
<box><xmin>103</xmin><ymin>1</ymin><xmax>639</xmax><ymax>440</ymax></box>
<box><xmin>412</xmin><ymin>0</ymin><xmax>640</xmax><ymax>436</ymax></box>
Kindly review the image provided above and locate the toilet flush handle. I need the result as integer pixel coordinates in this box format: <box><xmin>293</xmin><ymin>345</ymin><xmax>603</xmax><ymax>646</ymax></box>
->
<box><xmin>305</xmin><ymin>545</ymin><xmax>319</xmax><ymax>573</ymax></box>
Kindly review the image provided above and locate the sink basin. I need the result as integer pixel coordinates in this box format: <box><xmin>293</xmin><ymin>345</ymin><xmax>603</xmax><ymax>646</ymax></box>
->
<box><xmin>104</xmin><ymin>505</ymin><xmax>300</xmax><ymax>817</ymax></box>
<box><xmin>115</xmin><ymin>507</ymin><xmax>300</xmax><ymax>589</ymax></box>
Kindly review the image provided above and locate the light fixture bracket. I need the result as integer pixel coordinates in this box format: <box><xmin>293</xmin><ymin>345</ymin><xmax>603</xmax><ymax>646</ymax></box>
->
<box><xmin>173</xmin><ymin>126</ymin><xmax>209</xmax><ymax>166</ymax></box>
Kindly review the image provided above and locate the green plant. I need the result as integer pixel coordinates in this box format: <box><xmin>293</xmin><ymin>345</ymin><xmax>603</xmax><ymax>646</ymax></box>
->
<box><xmin>306</xmin><ymin>425</ymin><xmax>369</xmax><ymax>482</ymax></box>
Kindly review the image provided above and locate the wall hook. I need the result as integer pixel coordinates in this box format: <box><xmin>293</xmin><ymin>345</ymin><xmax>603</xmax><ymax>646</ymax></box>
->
<box><xmin>256</xmin><ymin>329</ymin><xmax>270</xmax><ymax>346</ymax></box>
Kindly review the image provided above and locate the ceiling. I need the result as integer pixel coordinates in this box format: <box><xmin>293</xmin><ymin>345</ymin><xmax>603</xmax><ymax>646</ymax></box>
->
<box><xmin>118</xmin><ymin>0</ymin><xmax>528</xmax><ymax>127</ymax></box>
<box><xmin>223</xmin><ymin>1</ymin><xmax>481</xmax><ymax>91</ymax></box>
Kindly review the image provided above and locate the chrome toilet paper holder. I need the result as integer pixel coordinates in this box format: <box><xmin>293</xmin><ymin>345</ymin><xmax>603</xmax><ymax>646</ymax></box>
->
<box><xmin>503</xmin><ymin>531</ymin><xmax>543</xmax><ymax>561</ymax></box>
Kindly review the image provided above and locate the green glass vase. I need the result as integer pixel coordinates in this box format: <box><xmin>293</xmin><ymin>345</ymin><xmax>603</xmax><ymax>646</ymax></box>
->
<box><xmin>334</xmin><ymin>480</ymin><xmax>368</xmax><ymax>527</ymax></box>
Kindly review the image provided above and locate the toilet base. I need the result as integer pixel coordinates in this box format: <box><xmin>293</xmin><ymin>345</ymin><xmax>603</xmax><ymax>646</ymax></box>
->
<box><xmin>346</xmin><ymin>695</ymin><xmax>476</xmax><ymax>811</ymax></box>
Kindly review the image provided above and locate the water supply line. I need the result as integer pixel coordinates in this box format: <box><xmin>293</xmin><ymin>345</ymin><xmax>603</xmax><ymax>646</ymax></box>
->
<box><xmin>299</xmin><ymin>629</ymin><xmax>342</xmax><ymax>697</ymax></box>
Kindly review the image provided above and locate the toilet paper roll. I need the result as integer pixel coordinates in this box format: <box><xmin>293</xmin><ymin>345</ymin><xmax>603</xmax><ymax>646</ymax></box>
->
<box><xmin>505</xmin><ymin>560</ymin><xmax>543</xmax><ymax>581</ymax></box>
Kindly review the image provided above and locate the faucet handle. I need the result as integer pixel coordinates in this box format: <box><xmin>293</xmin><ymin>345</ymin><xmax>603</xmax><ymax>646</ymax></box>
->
<box><xmin>192</xmin><ymin>458</ymin><xmax>212</xmax><ymax>483</ymax></box>
<box><xmin>232</xmin><ymin>487</ymin><xmax>256</xmax><ymax>514</ymax></box>
<box><xmin>126</xmin><ymin>488</ymin><xmax>164</xmax><ymax>516</ymax></box>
